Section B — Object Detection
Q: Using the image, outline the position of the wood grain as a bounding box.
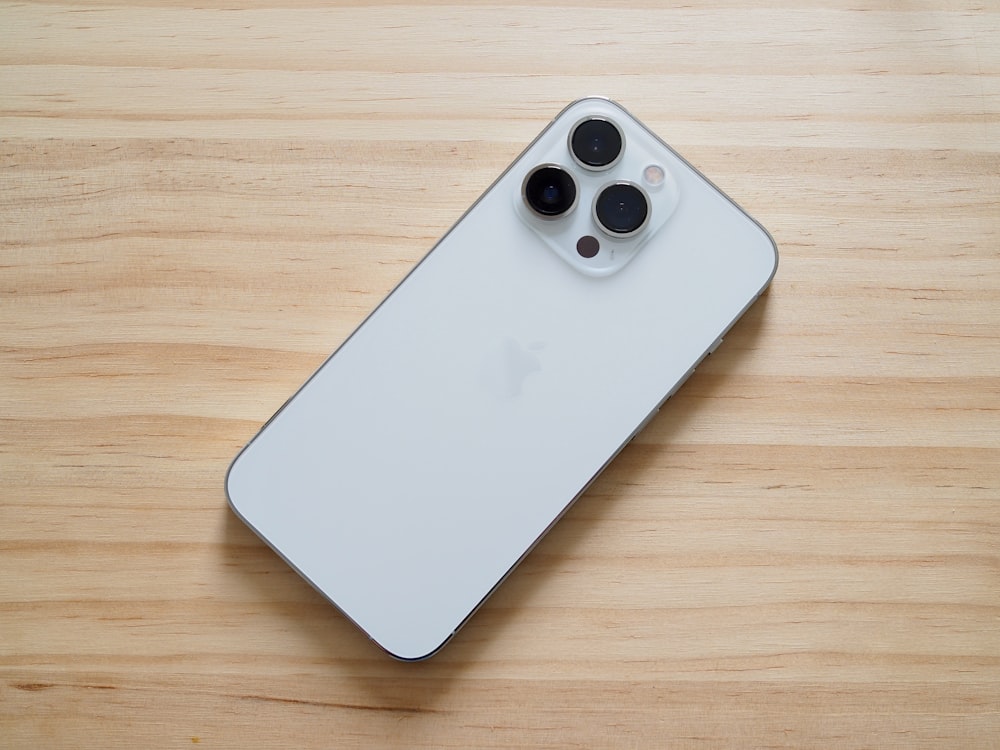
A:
[2,1,998,747]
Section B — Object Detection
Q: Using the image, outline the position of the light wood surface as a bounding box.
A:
[2,1,998,747]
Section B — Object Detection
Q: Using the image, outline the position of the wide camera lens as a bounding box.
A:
[594,182,650,237]
[570,118,624,170]
[523,165,578,218]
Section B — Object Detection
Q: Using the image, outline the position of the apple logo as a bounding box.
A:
[481,337,545,398]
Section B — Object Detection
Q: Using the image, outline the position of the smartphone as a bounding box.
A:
[226,97,778,660]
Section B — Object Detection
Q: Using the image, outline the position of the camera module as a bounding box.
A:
[593,182,650,237]
[569,117,624,170]
[522,164,578,219]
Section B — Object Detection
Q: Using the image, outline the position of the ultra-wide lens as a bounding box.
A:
[523,165,578,218]
[594,182,649,236]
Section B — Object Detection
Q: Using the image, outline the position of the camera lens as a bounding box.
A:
[522,164,578,218]
[593,182,650,237]
[569,117,624,170]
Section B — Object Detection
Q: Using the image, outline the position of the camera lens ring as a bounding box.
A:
[592,181,651,238]
[522,163,579,219]
[568,116,625,171]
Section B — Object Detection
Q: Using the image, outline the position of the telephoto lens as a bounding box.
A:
[523,165,578,218]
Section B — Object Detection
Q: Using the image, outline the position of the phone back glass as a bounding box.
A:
[227,98,778,659]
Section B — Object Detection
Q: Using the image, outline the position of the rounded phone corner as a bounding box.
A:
[378,634,453,663]
[756,223,780,296]
[768,234,780,275]
[223,445,252,522]
[366,620,459,662]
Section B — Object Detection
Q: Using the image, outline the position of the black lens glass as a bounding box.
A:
[524,166,577,217]
[595,183,649,235]
[571,119,623,168]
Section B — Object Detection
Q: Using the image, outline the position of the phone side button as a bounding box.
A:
[663,365,697,404]
[708,337,723,354]
[636,408,660,435]
[626,408,660,445]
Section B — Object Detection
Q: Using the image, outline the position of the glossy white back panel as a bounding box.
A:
[226,98,778,660]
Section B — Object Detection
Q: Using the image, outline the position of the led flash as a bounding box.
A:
[643,164,665,188]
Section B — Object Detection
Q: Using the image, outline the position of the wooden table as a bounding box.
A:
[2,1,998,747]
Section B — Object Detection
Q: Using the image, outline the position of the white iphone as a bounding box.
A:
[226,97,778,660]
